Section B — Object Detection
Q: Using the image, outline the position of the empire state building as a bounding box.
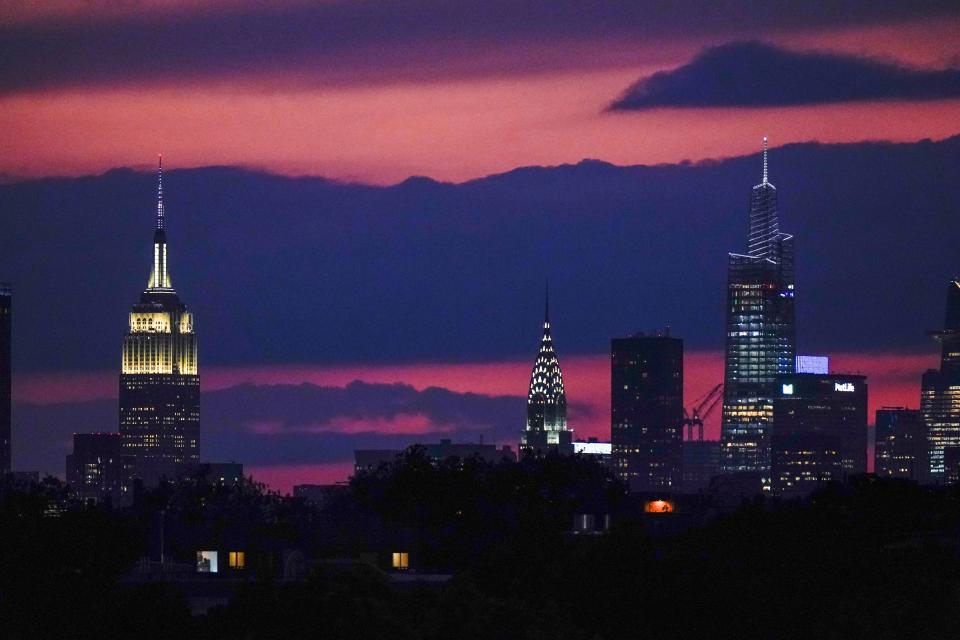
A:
[119,157,199,482]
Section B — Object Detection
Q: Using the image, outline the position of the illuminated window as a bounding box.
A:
[391,552,409,570]
[229,551,245,569]
[197,551,218,573]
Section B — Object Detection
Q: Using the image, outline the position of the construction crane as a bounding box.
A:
[682,383,723,442]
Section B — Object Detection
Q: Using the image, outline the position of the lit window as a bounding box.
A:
[197,551,218,573]
[392,552,409,570]
[229,551,245,569]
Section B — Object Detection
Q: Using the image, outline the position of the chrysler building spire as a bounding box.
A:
[521,284,572,454]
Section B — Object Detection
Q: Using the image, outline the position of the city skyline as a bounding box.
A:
[3,140,956,491]
[3,1,960,492]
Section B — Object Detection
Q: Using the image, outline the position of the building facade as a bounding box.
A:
[680,439,721,493]
[521,290,572,453]
[720,139,796,484]
[874,408,925,481]
[119,158,200,485]
[921,279,960,483]
[0,284,9,474]
[611,332,683,492]
[66,433,126,504]
[771,373,867,496]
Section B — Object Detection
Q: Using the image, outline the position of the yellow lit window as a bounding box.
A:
[229,551,245,569]
[391,552,409,570]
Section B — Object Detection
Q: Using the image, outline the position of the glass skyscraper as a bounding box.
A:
[720,139,796,482]
[119,158,200,484]
[921,279,960,482]
[521,289,572,453]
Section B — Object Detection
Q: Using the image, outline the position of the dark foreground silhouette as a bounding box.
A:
[2,450,959,639]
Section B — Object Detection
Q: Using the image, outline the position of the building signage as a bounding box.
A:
[834,382,855,392]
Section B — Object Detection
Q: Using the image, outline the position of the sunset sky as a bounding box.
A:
[3,1,960,491]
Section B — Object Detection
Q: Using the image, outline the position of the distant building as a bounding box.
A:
[66,433,126,504]
[573,439,613,467]
[119,158,200,486]
[200,462,244,485]
[795,355,829,374]
[680,439,721,493]
[874,408,925,481]
[720,139,796,484]
[771,373,867,496]
[521,288,573,454]
[293,484,345,508]
[611,332,683,492]
[921,279,960,482]
[355,439,517,472]
[945,447,960,486]
[0,283,10,474]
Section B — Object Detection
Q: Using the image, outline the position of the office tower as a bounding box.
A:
[874,408,925,481]
[0,284,9,474]
[720,138,796,483]
[65,433,126,503]
[521,289,572,454]
[611,332,683,492]
[119,158,199,485]
[921,279,960,483]
[771,373,867,496]
[681,438,721,493]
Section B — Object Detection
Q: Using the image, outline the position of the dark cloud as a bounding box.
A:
[610,41,960,109]
[2,137,959,375]
[1,1,958,93]
[12,381,532,474]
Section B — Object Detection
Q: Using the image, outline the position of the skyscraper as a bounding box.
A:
[921,279,960,483]
[874,408,925,481]
[771,373,867,496]
[521,288,572,454]
[119,158,199,485]
[66,433,126,504]
[611,332,683,492]
[0,283,10,474]
[720,138,796,483]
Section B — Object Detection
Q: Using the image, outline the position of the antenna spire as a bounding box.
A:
[762,136,768,185]
[156,154,164,230]
[545,279,550,325]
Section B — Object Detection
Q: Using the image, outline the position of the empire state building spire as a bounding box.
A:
[147,155,173,291]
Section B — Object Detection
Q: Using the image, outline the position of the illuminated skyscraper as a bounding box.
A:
[521,288,572,453]
[0,283,10,474]
[119,158,199,484]
[921,279,960,483]
[720,138,796,482]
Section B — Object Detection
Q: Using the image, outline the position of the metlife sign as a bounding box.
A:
[834,382,855,393]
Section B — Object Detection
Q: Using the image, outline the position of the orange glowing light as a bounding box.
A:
[645,500,674,513]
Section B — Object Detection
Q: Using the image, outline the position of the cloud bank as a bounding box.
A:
[610,41,960,109]
[12,381,534,474]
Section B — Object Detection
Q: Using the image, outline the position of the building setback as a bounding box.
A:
[119,158,200,486]
[771,373,867,497]
[611,332,683,492]
[0,284,9,474]
[921,279,960,483]
[521,288,572,454]
[720,138,796,484]
[874,408,925,482]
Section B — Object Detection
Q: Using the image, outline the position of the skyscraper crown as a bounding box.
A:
[747,136,782,261]
[527,286,566,404]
